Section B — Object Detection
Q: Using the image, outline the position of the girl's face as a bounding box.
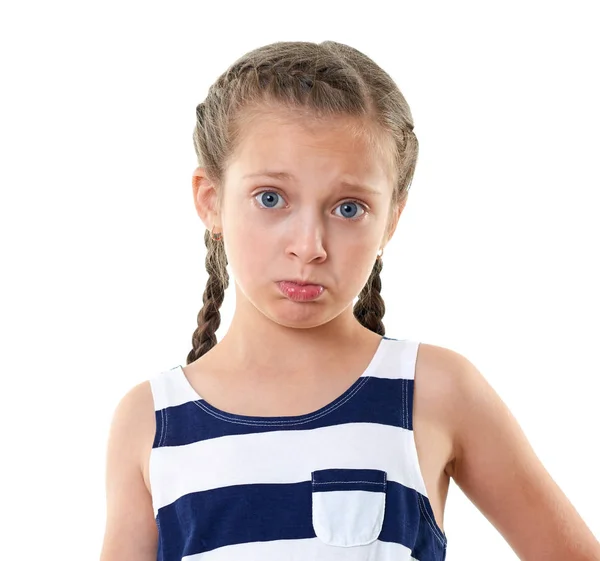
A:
[197,108,401,331]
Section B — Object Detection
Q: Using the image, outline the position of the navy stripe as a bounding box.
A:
[414,494,449,561]
[156,479,445,561]
[153,376,414,448]
[312,467,386,492]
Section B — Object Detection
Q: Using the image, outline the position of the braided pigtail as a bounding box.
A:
[186,229,229,364]
[353,256,385,336]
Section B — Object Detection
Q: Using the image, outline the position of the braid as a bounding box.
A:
[353,257,385,336]
[186,230,229,364]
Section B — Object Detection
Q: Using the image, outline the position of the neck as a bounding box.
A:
[214,288,374,376]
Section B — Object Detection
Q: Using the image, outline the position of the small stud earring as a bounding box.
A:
[376,248,384,260]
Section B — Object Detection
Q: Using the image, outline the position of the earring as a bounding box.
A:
[210,225,222,241]
[376,247,384,260]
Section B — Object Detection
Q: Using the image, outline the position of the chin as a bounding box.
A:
[265,297,350,330]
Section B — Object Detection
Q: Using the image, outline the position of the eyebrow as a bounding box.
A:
[242,170,382,195]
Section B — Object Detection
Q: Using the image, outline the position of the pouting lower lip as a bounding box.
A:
[277,281,325,300]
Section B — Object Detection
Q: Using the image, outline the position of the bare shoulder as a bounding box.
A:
[413,342,467,476]
[106,380,157,489]
[108,381,155,450]
[100,381,158,560]
[126,380,157,494]
[417,342,600,559]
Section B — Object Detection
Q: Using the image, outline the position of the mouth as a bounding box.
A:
[277,280,325,301]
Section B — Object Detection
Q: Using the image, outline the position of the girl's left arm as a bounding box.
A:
[440,347,600,560]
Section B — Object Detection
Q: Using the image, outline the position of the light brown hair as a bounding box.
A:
[188,40,418,365]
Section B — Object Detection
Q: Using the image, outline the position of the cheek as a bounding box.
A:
[340,252,374,286]
[336,237,378,283]
[224,225,271,282]
[338,233,374,261]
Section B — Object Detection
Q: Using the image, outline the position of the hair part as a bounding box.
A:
[187,40,418,365]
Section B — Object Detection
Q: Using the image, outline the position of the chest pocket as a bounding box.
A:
[311,468,387,547]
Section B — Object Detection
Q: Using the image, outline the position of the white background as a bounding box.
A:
[1,1,598,559]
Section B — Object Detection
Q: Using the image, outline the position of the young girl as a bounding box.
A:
[100,41,600,561]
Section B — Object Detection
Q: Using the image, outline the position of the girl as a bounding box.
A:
[100,41,600,561]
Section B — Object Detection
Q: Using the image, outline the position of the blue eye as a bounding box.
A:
[333,201,365,220]
[254,190,367,221]
[255,191,284,208]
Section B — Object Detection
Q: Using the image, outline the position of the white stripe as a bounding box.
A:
[149,421,428,516]
[181,536,420,561]
[149,366,201,411]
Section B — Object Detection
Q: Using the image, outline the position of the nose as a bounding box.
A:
[285,214,327,263]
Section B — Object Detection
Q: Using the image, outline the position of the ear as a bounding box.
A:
[381,196,407,249]
[192,167,221,231]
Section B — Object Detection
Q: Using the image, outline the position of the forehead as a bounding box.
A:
[227,107,394,184]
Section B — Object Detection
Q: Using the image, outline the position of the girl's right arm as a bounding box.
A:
[99,382,158,561]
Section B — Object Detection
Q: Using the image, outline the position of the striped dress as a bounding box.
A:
[148,336,448,560]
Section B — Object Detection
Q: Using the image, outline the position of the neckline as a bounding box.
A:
[176,336,390,425]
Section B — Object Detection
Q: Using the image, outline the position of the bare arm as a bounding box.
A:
[438,346,600,560]
[99,382,158,561]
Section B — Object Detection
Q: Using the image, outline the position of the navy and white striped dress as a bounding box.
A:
[148,336,448,560]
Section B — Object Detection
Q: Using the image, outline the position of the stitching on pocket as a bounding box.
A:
[313,479,385,486]
[311,469,387,485]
